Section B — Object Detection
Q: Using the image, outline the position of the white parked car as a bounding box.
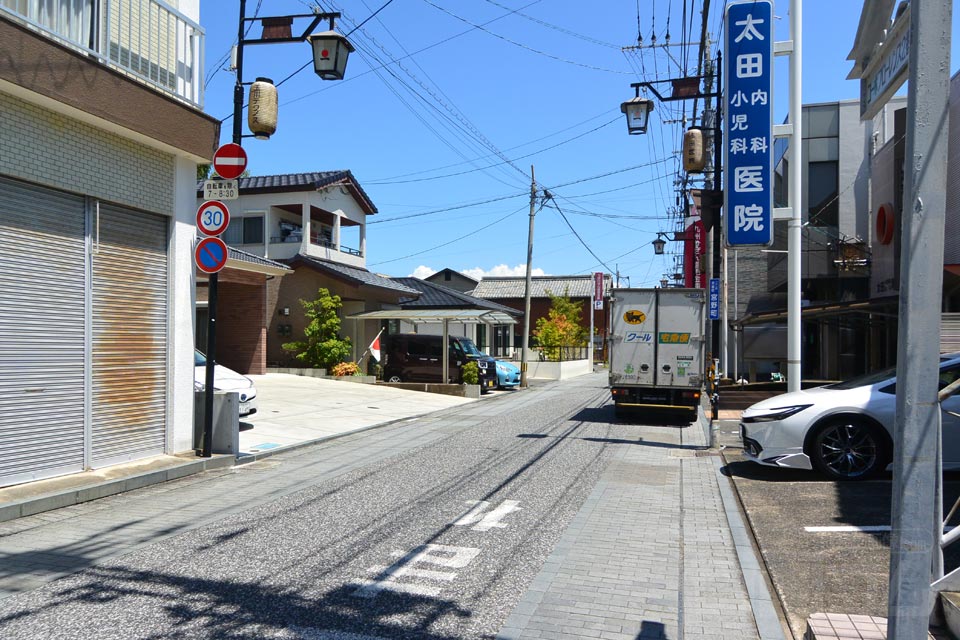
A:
[194,350,258,417]
[740,354,960,480]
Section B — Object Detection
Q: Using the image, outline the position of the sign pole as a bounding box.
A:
[199,0,246,457]
[787,0,803,394]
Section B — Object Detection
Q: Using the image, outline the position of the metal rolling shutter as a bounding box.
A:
[943,314,960,354]
[0,177,86,486]
[91,204,168,466]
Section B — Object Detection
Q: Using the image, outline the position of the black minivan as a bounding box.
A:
[381,334,497,391]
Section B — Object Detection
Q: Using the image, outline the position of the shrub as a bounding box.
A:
[461,361,479,385]
[281,288,353,369]
[534,289,587,361]
[331,361,361,377]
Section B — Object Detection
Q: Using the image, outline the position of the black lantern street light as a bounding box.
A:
[621,89,655,135]
[232,2,352,145]
[652,232,669,255]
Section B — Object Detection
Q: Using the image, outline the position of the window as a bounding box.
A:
[807,161,838,228]
[222,216,264,245]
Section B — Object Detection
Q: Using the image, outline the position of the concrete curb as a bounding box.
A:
[0,411,442,525]
[0,455,234,524]
[712,456,788,640]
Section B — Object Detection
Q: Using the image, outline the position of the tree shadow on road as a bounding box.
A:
[0,563,473,640]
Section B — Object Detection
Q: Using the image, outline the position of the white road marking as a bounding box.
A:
[353,544,481,598]
[805,525,955,533]
[454,499,521,531]
[805,525,891,533]
[279,628,388,640]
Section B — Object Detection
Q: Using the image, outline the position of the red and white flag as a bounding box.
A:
[369,330,383,362]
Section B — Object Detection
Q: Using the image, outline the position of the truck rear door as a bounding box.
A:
[611,290,657,386]
[655,289,705,388]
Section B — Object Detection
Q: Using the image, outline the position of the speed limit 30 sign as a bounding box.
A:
[196,200,230,236]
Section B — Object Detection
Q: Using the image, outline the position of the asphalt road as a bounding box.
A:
[716,418,960,638]
[0,375,631,640]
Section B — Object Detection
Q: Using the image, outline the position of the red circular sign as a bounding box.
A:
[212,143,248,180]
[195,237,229,274]
[196,200,230,236]
[876,203,895,245]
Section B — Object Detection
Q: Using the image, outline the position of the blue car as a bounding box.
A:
[495,360,521,389]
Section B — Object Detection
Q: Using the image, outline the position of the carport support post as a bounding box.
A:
[442,319,449,384]
[887,0,952,636]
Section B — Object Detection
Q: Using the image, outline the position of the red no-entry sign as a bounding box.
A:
[212,143,247,180]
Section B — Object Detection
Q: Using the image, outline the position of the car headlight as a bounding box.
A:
[477,360,489,369]
[742,404,813,423]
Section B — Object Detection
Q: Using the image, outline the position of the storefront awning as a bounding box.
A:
[733,295,900,328]
[347,309,517,325]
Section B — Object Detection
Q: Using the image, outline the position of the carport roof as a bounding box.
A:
[347,309,517,325]
[288,255,420,296]
[392,277,521,316]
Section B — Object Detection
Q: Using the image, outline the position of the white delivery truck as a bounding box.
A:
[608,288,706,421]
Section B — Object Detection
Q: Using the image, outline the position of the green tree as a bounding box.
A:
[282,288,353,369]
[534,290,587,361]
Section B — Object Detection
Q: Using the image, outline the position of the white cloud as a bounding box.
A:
[461,264,547,280]
[409,265,436,279]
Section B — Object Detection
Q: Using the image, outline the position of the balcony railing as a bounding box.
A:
[1,0,204,109]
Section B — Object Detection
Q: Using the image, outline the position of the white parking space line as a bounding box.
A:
[805,525,955,533]
[805,525,890,533]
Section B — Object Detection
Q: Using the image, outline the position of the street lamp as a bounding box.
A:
[307,31,355,80]
[621,90,655,135]
[652,233,667,255]
[232,3,352,144]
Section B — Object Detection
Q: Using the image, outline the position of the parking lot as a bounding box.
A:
[716,420,960,638]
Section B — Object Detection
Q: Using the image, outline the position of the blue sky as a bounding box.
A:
[199,1,959,286]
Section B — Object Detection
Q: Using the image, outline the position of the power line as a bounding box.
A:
[422,0,632,75]
[369,204,530,266]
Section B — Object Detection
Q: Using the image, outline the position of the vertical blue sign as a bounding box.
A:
[724,0,774,247]
[709,278,720,320]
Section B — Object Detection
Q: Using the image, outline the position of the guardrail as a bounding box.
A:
[1,0,204,108]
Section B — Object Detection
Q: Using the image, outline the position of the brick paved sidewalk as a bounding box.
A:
[496,414,784,640]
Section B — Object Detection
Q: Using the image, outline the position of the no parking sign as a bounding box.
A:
[195,237,228,274]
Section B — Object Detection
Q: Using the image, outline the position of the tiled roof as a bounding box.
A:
[392,278,521,315]
[197,170,377,214]
[471,275,613,299]
[226,245,291,272]
[288,255,420,296]
[424,268,479,284]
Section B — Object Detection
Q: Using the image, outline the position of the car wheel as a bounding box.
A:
[387,375,402,383]
[810,417,886,480]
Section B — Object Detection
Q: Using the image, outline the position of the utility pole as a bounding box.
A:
[520,166,536,388]
[887,0,952,636]
[786,0,803,393]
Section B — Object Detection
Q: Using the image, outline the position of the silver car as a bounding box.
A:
[740,354,960,480]
[194,350,258,417]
